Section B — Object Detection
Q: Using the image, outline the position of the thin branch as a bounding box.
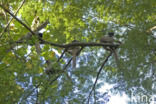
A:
[5,7,10,37]
[0,0,26,38]
[62,57,73,71]
[87,52,112,104]
[0,7,119,53]
[47,47,84,85]
[0,20,49,62]
[57,45,84,62]
[49,58,73,85]
[60,46,84,71]
[57,48,69,62]
[20,83,41,103]
[7,20,48,55]
[41,58,73,96]
[17,20,49,42]
[0,4,35,35]
[0,4,49,40]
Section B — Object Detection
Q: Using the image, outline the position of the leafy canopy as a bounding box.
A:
[0,0,156,103]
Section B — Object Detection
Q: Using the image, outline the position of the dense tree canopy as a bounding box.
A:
[0,0,156,104]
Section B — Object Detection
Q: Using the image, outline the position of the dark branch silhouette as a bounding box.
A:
[0,0,26,38]
[49,46,84,84]
[16,40,120,49]
[0,4,36,35]
[57,47,69,62]
[87,52,112,104]
[0,5,120,54]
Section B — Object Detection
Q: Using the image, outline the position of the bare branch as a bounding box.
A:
[57,44,84,62]
[17,20,49,42]
[50,58,73,85]
[0,4,35,35]
[6,20,49,51]
[87,52,112,104]
[0,20,49,62]
[0,0,26,38]
[57,48,69,62]
[20,83,41,103]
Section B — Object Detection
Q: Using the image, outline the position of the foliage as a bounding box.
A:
[0,0,156,104]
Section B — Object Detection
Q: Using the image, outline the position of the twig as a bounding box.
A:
[0,8,119,53]
[0,0,26,38]
[17,20,49,42]
[20,83,41,103]
[41,58,73,97]
[0,4,49,41]
[46,46,84,87]
[0,20,49,62]
[57,48,69,62]
[62,57,73,71]
[49,57,73,85]
[0,4,35,35]
[57,45,84,62]
[62,46,84,70]
[87,52,112,104]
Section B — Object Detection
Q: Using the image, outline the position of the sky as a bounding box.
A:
[100,83,156,104]
[108,94,129,104]
[99,83,129,104]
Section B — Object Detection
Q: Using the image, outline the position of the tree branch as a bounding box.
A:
[57,44,85,62]
[49,57,73,85]
[0,4,36,35]
[0,0,26,38]
[87,52,112,104]
[0,4,49,41]
[25,40,120,49]
[6,20,49,52]
[20,83,41,103]
[48,47,84,85]
[18,20,49,42]
[0,20,49,62]
[57,48,69,62]
[0,5,119,54]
